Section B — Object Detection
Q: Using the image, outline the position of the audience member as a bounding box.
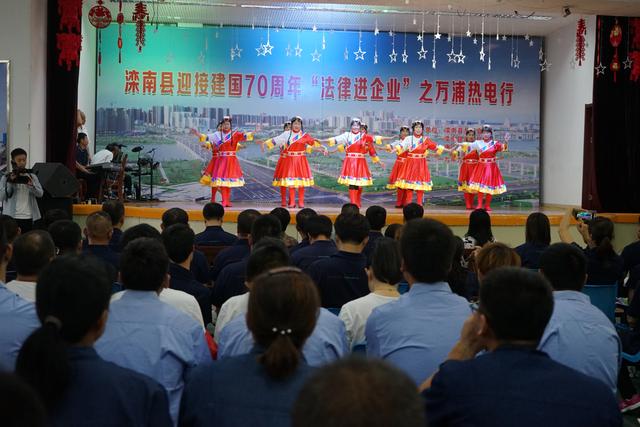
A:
[464,208,494,249]
[0,215,19,282]
[366,218,471,384]
[75,133,100,200]
[0,149,44,232]
[181,267,318,427]
[538,243,620,394]
[621,216,640,277]
[559,211,624,286]
[214,238,290,336]
[95,238,210,424]
[475,242,521,283]
[16,255,172,426]
[83,211,119,282]
[618,269,640,410]
[341,203,360,216]
[270,207,297,247]
[120,223,161,250]
[402,203,424,222]
[102,200,125,252]
[384,223,402,240]
[292,357,425,427]
[210,209,260,280]
[447,236,474,300]
[421,268,620,427]
[363,205,386,264]
[0,224,39,371]
[515,212,551,269]
[5,231,55,302]
[161,208,210,284]
[289,208,317,254]
[212,214,282,309]
[339,238,401,348]
[0,372,46,427]
[291,215,337,272]
[194,202,236,246]
[307,213,370,308]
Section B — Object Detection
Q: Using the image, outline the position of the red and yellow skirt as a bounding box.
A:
[466,158,506,195]
[337,153,373,186]
[200,152,245,187]
[458,159,479,192]
[273,152,314,187]
[394,154,433,191]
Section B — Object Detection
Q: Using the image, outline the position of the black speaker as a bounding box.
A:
[32,162,79,197]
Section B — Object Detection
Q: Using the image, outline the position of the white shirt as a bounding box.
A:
[13,185,32,219]
[339,292,399,348]
[5,280,37,302]
[111,288,204,327]
[214,293,249,337]
[92,149,114,165]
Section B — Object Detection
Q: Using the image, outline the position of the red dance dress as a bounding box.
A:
[265,131,318,187]
[329,132,381,186]
[199,130,253,188]
[393,135,445,191]
[457,150,479,192]
[464,140,507,195]
[387,151,408,190]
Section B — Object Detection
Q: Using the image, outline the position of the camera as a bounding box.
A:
[572,208,596,223]
[6,166,34,185]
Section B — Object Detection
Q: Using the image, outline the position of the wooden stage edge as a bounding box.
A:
[72,202,640,226]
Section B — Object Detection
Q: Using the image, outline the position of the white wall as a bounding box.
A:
[78,2,96,147]
[542,16,596,206]
[0,0,47,164]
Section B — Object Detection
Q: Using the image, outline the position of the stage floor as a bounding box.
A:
[71,200,632,226]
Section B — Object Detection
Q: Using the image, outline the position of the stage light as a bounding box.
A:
[562,6,571,17]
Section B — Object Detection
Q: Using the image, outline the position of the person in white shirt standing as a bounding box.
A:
[340,237,401,349]
[5,230,55,302]
[0,149,43,233]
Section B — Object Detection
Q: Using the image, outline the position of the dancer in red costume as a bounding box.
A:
[263,116,327,208]
[390,120,449,207]
[270,120,292,207]
[324,118,385,208]
[194,116,254,207]
[455,127,480,210]
[458,125,508,212]
[386,125,410,208]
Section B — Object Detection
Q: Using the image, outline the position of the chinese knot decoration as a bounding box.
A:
[132,2,149,53]
[610,19,623,82]
[88,0,111,76]
[575,18,586,66]
[117,0,124,63]
[56,0,83,71]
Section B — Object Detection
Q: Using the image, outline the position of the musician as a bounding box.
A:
[93,144,133,198]
[0,149,43,232]
[75,133,100,200]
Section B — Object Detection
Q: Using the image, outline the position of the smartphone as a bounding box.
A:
[572,209,596,222]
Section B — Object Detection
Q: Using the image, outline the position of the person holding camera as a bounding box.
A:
[0,148,43,232]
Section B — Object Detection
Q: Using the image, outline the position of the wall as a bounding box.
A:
[542,16,596,207]
[0,0,47,164]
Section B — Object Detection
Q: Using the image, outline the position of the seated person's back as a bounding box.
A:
[6,230,55,302]
[421,268,620,427]
[195,202,237,246]
[291,215,337,272]
[210,209,260,280]
[362,205,386,265]
[82,211,119,282]
[515,212,551,270]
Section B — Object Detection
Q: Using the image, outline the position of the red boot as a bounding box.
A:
[395,189,404,208]
[463,193,473,209]
[484,194,493,212]
[356,187,363,208]
[416,190,424,206]
[280,187,287,207]
[298,187,305,208]
[349,188,358,205]
[404,190,414,206]
[288,188,296,208]
[221,187,232,207]
[475,193,484,210]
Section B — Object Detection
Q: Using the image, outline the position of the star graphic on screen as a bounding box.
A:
[502,35,507,41]
[354,46,366,61]
[294,44,303,57]
[285,44,292,57]
[263,40,274,55]
[466,30,472,37]
[488,57,492,71]
[312,25,317,32]
[402,51,408,63]
[447,34,452,42]
[432,57,437,69]
[524,34,530,40]
[417,34,423,42]
[311,49,321,62]
[389,30,394,37]
[529,40,534,47]
[417,46,428,60]
[374,51,378,64]
[594,62,606,75]
[538,47,544,61]
[435,32,442,40]
[447,49,457,63]
[374,27,379,36]
[389,48,397,63]
[255,44,265,56]
[473,37,478,45]
[624,56,634,69]
[456,52,466,64]
[540,59,552,72]
[513,57,520,69]
[479,48,486,62]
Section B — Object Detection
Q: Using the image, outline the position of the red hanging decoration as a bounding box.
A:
[610,19,623,82]
[56,0,83,71]
[575,18,586,66]
[117,0,124,63]
[132,2,149,53]
[88,0,111,77]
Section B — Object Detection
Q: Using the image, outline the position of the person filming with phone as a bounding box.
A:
[0,148,43,232]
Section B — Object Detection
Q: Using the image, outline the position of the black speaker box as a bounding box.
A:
[32,162,79,198]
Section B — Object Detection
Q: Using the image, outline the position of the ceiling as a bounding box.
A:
[105,0,640,35]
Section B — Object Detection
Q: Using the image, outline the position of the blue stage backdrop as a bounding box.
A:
[96,24,541,207]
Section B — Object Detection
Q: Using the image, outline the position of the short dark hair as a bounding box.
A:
[270,207,291,232]
[12,231,55,276]
[162,223,195,264]
[246,238,290,282]
[237,209,261,235]
[120,224,161,250]
[292,357,425,427]
[341,203,360,216]
[401,218,455,283]
[466,209,493,246]
[402,203,424,222]
[76,133,88,144]
[101,200,125,226]
[539,243,587,291]
[42,209,71,229]
[47,220,81,255]
[365,205,387,231]
[371,238,403,285]
[305,215,333,239]
[251,214,283,245]
[161,208,189,228]
[295,208,318,236]
[334,213,370,245]
[85,211,112,240]
[120,238,169,291]
[384,223,402,240]
[202,202,224,221]
[525,212,551,246]
[480,267,554,343]
[475,242,521,277]
[0,215,20,243]
[10,148,27,160]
